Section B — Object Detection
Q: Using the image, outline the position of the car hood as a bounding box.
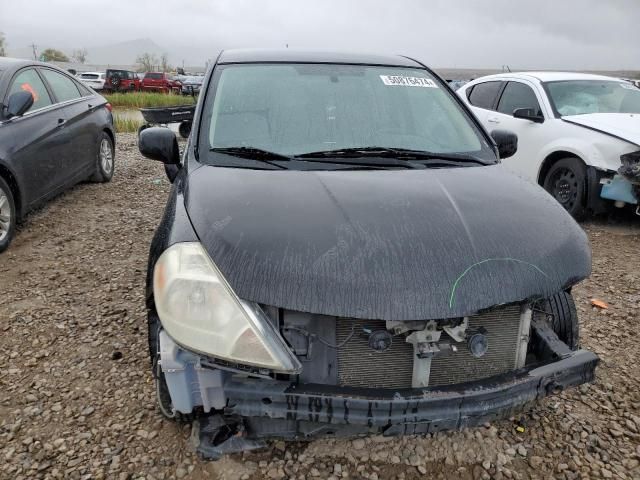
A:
[563,113,640,146]
[185,164,591,321]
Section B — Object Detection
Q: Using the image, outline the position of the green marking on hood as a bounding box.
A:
[449,258,549,309]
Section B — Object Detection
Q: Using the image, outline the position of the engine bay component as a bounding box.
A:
[366,329,393,352]
[467,327,489,358]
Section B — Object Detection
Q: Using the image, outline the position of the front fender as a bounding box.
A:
[538,128,638,179]
[145,170,198,306]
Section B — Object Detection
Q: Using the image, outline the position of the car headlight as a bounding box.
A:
[153,242,301,373]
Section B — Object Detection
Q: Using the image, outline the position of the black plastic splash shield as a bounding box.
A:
[222,349,598,438]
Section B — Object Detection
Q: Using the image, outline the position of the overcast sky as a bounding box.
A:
[1,0,639,70]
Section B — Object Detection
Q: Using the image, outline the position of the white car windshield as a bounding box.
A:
[200,63,495,165]
[546,80,640,116]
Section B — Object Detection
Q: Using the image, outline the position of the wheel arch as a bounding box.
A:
[537,150,585,186]
[0,162,22,219]
[103,126,116,147]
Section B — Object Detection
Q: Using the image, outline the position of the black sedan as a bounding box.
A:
[139,50,597,458]
[0,58,115,252]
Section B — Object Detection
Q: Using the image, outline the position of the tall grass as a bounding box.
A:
[113,116,144,133]
[105,92,196,109]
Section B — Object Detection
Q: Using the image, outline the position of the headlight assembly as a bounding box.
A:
[153,242,301,373]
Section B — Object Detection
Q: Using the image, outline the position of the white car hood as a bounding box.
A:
[563,113,640,147]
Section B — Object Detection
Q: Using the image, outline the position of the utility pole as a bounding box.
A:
[29,43,38,60]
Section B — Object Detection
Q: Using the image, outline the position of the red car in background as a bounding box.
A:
[104,69,140,92]
[141,72,182,94]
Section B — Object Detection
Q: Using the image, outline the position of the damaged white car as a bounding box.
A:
[458,72,640,218]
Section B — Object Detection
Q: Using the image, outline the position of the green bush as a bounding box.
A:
[105,92,196,109]
[113,116,144,133]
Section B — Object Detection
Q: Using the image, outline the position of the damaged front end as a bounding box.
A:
[601,151,640,210]
[153,298,598,459]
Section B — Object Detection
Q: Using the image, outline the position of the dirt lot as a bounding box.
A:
[1,133,639,480]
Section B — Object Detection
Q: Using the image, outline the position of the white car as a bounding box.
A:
[457,72,640,218]
[77,72,106,91]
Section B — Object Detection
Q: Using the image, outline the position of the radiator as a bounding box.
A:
[336,305,524,389]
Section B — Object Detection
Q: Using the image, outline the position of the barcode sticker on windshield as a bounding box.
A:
[380,75,438,88]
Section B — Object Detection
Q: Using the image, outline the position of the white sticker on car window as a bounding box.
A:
[380,75,438,88]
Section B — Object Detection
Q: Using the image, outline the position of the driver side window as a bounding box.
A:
[8,69,53,112]
[497,82,542,116]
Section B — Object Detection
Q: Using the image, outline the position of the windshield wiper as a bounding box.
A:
[211,146,424,170]
[296,147,490,165]
[210,147,292,169]
[294,155,425,169]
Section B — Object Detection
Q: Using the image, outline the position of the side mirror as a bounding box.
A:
[513,108,544,124]
[490,130,518,159]
[139,127,180,165]
[4,91,34,118]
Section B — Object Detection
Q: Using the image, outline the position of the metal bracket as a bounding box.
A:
[443,317,469,342]
[531,317,573,360]
[406,322,442,387]
[515,307,533,368]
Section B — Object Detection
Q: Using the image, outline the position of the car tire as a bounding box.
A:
[543,158,586,220]
[138,124,150,137]
[535,291,579,350]
[178,121,191,139]
[148,312,194,423]
[91,132,115,183]
[0,176,17,253]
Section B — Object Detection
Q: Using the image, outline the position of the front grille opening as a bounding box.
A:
[336,305,523,389]
[336,320,413,389]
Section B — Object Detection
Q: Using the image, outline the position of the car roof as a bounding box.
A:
[79,71,104,75]
[0,57,77,79]
[469,71,624,84]
[217,49,424,68]
[0,57,34,70]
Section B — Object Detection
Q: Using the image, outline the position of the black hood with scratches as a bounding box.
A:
[184,164,591,321]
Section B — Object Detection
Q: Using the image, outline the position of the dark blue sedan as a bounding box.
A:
[0,58,115,252]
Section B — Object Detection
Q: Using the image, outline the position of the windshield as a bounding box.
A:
[199,63,495,167]
[546,80,640,116]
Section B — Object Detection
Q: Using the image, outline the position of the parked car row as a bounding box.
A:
[76,69,190,94]
[0,57,115,252]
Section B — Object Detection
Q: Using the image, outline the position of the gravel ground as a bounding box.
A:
[0,133,639,480]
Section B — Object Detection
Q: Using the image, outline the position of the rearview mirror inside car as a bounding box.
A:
[139,127,181,165]
[4,91,34,118]
[490,130,518,159]
[513,108,545,124]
